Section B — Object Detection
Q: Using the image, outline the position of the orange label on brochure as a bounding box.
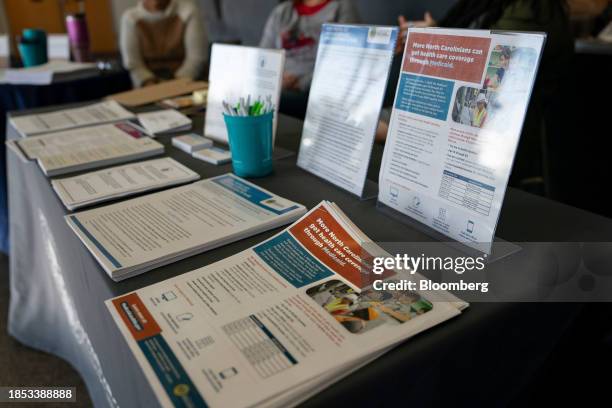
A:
[403,32,491,84]
[289,205,394,288]
[112,293,161,341]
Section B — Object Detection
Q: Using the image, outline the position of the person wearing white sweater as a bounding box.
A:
[120,0,208,87]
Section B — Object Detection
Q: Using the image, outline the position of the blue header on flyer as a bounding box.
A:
[212,175,300,215]
[443,170,496,192]
[320,24,398,51]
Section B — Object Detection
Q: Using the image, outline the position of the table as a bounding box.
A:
[0,69,131,253]
[6,105,612,407]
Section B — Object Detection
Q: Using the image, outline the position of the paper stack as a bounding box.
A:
[66,174,307,281]
[137,109,192,135]
[52,157,200,211]
[1,60,98,85]
[105,200,467,407]
[13,121,164,177]
[10,100,135,137]
[172,134,213,154]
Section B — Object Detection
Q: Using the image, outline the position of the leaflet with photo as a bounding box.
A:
[67,174,307,280]
[106,201,465,408]
[204,44,284,144]
[379,28,545,254]
[52,157,200,211]
[298,24,398,197]
[10,100,135,137]
[15,121,164,177]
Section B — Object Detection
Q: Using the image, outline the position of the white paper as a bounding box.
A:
[379,28,545,254]
[297,24,398,197]
[51,157,200,211]
[204,44,284,144]
[15,122,164,177]
[137,109,192,135]
[10,100,134,136]
[47,34,70,60]
[105,201,463,408]
[66,174,307,280]
[1,60,97,85]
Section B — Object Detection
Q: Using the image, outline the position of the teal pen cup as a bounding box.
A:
[224,112,274,178]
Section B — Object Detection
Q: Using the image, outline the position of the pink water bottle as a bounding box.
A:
[65,13,90,62]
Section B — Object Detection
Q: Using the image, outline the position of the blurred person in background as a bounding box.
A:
[568,0,611,37]
[378,0,573,191]
[260,0,360,92]
[120,0,208,87]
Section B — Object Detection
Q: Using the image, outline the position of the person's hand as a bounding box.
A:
[396,12,437,54]
[142,77,160,87]
[282,73,300,90]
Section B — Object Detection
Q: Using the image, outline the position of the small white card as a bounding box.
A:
[192,146,231,165]
[172,134,213,153]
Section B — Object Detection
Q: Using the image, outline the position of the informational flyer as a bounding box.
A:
[66,174,306,280]
[379,28,545,254]
[106,202,464,408]
[51,157,200,211]
[204,44,284,144]
[297,24,398,197]
[15,122,164,177]
[10,100,135,136]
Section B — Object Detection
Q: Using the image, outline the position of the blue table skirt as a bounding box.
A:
[0,69,131,253]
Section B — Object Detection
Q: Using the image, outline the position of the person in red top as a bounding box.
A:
[260,0,360,91]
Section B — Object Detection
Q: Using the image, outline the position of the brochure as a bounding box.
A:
[297,24,398,197]
[106,201,466,407]
[378,28,545,254]
[15,122,164,177]
[137,109,192,135]
[10,100,134,137]
[0,60,98,85]
[51,157,200,211]
[66,174,307,281]
[204,44,284,144]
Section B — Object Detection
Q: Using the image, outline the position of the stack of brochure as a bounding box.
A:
[52,157,200,211]
[66,173,307,281]
[10,100,134,137]
[1,60,98,85]
[12,122,164,177]
[137,109,192,135]
[106,201,467,408]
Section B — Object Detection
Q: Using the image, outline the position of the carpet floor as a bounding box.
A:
[0,254,93,407]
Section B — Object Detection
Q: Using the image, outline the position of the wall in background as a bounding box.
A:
[0,0,127,55]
